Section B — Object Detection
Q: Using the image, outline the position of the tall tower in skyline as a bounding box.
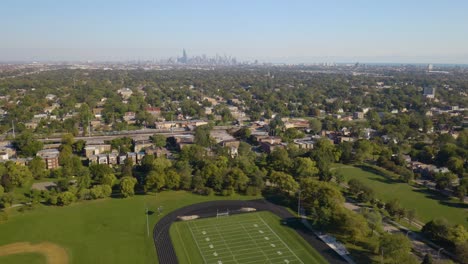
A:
[179,49,188,64]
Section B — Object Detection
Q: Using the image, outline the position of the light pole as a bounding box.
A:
[297,189,302,217]
[406,230,412,238]
[145,205,149,237]
[437,248,444,258]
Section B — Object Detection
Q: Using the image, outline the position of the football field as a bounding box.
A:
[170,211,328,264]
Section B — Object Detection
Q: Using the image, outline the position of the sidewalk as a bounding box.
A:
[344,200,451,261]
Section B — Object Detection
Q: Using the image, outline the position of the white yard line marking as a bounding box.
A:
[239,220,271,262]
[213,222,239,264]
[176,223,193,264]
[187,221,209,264]
[257,214,305,264]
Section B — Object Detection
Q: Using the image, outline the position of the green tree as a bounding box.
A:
[121,158,134,178]
[100,173,117,187]
[269,171,299,193]
[293,157,319,178]
[362,208,382,235]
[120,177,137,197]
[301,178,344,226]
[12,131,44,157]
[165,169,181,190]
[334,208,369,242]
[145,170,166,191]
[308,118,322,134]
[28,157,48,179]
[379,233,416,264]
[151,134,167,148]
[194,124,213,147]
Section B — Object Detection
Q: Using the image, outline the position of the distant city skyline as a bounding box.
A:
[1,0,468,64]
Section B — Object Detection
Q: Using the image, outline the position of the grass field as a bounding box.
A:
[0,191,258,264]
[170,211,328,264]
[335,165,468,227]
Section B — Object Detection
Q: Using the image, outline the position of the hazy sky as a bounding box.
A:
[1,0,468,63]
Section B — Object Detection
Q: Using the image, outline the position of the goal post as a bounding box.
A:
[216,209,230,218]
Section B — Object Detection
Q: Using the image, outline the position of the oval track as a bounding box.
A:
[153,199,347,264]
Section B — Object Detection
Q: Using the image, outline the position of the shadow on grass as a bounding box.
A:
[355,165,400,184]
[413,188,468,209]
[262,188,295,208]
[279,217,350,264]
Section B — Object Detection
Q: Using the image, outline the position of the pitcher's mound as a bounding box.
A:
[0,242,68,264]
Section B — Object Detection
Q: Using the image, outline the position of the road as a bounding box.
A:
[39,129,193,145]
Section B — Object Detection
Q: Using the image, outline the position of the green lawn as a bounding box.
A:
[0,253,46,264]
[170,211,328,264]
[335,165,468,227]
[0,191,258,264]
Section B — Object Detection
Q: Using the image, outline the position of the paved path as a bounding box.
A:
[343,200,451,261]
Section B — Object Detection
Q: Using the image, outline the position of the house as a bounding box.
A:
[136,152,146,164]
[36,149,60,169]
[204,107,213,115]
[84,144,111,158]
[145,146,170,158]
[0,152,8,161]
[123,112,136,124]
[336,136,355,144]
[108,152,118,165]
[258,136,282,145]
[260,142,285,153]
[93,108,104,119]
[353,112,365,120]
[146,107,161,117]
[118,154,127,164]
[117,88,133,99]
[293,137,316,149]
[45,94,57,101]
[25,122,38,130]
[134,140,153,153]
[127,152,137,164]
[221,139,241,158]
[423,87,436,99]
[98,154,109,165]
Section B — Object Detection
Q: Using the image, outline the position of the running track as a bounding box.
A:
[153,199,348,264]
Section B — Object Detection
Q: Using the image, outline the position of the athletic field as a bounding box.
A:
[170,211,328,264]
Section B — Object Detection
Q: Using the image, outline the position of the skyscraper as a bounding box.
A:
[178,49,188,64]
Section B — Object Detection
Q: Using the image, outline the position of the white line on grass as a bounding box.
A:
[239,221,271,262]
[176,223,193,264]
[213,221,239,264]
[257,214,305,264]
[187,221,209,264]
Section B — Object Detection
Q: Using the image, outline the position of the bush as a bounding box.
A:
[194,187,213,196]
[48,195,58,205]
[0,193,14,208]
[221,187,234,196]
[246,186,261,196]
[57,191,75,206]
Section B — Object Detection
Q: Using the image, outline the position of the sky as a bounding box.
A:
[1,0,468,63]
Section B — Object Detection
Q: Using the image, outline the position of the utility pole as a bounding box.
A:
[11,120,15,138]
[297,189,302,217]
[145,205,149,237]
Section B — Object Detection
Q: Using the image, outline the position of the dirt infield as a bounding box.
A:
[0,242,69,264]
